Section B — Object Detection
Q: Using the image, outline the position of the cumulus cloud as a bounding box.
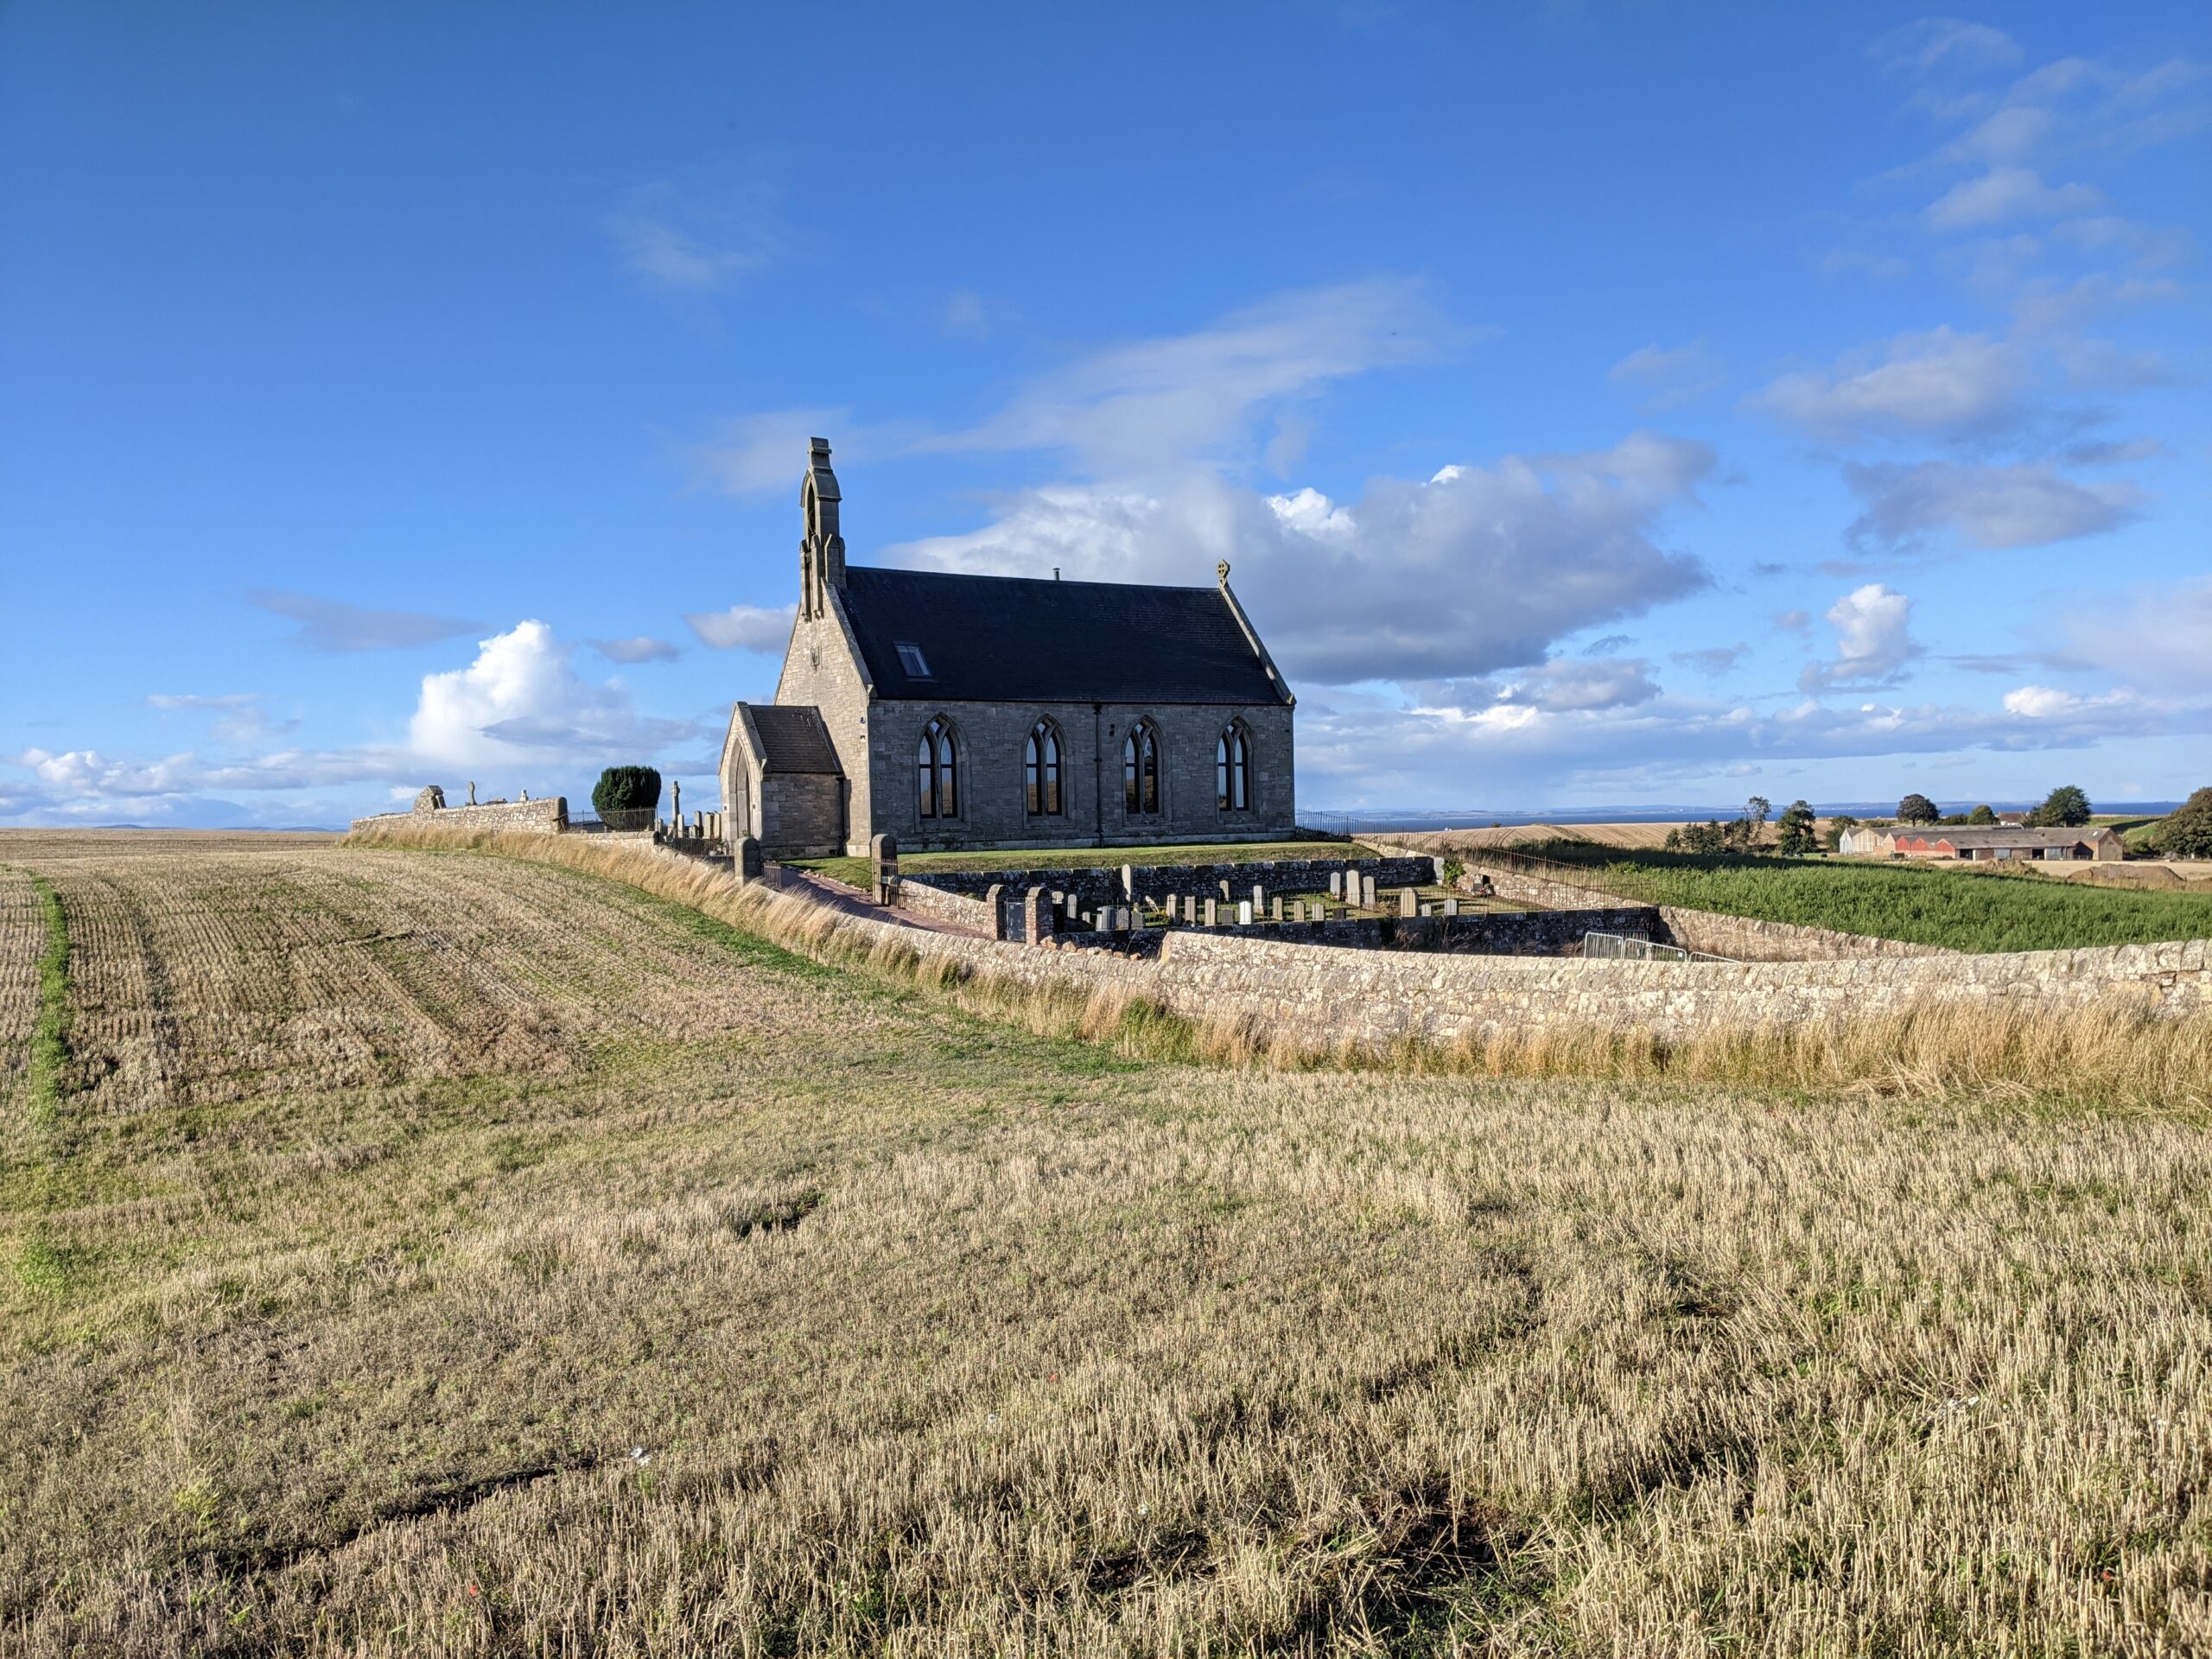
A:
[1499,657,1662,711]
[409,621,698,770]
[685,603,796,653]
[1799,584,1920,691]
[884,434,1713,688]
[1843,460,2145,551]
[1747,328,2027,444]
[250,590,485,654]
[1607,340,1726,413]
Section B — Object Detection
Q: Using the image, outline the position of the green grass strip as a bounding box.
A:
[25,872,69,1127]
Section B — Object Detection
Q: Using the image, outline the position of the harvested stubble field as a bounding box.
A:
[1,834,2208,1656]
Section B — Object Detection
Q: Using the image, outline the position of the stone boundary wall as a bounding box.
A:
[350,798,567,836]
[1655,906,1955,963]
[1191,906,1664,957]
[842,905,2209,1049]
[895,879,1001,936]
[908,855,1437,911]
[1373,845,1956,963]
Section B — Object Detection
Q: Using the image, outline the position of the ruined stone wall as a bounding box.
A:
[350,797,567,835]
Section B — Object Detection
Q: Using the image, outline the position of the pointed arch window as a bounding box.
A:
[1217,721,1250,812]
[1024,719,1064,816]
[917,717,957,818]
[1122,720,1160,815]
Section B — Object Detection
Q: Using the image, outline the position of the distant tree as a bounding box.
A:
[1967,804,1996,824]
[592,766,662,820]
[1774,800,1817,856]
[2156,786,2212,859]
[1681,820,1729,855]
[2027,784,2092,827]
[1823,812,1859,853]
[1662,827,1682,851]
[1897,792,1940,824]
[1940,813,1969,826]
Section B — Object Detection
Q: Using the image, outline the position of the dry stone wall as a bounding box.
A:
[1187,906,1664,957]
[912,855,1436,910]
[351,797,568,835]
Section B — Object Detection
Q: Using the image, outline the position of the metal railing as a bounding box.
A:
[1580,931,1733,963]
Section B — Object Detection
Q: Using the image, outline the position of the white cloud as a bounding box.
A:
[590,636,681,664]
[409,621,696,769]
[1799,584,1920,690]
[685,603,796,654]
[883,434,1713,687]
[1872,19,2022,79]
[249,590,484,654]
[606,166,783,297]
[2048,575,2212,700]
[1607,340,1726,413]
[1747,328,2027,443]
[1924,167,2105,231]
[687,409,855,499]
[1501,657,1662,712]
[1843,460,2145,551]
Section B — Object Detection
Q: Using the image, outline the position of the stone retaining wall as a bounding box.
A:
[895,879,1001,936]
[1190,906,1664,957]
[909,855,1437,911]
[1445,858,1953,963]
[350,797,568,835]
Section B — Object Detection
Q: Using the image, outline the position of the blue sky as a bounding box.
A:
[3,2,2206,826]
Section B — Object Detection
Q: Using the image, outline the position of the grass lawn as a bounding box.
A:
[1,835,2203,1656]
[792,837,1376,891]
[1508,840,2212,953]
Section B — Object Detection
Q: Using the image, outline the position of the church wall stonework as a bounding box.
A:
[861,700,1294,855]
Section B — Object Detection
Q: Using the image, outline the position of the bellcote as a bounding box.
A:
[799,437,847,620]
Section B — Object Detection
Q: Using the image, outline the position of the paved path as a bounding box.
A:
[765,865,995,939]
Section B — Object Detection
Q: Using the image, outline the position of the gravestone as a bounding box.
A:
[1183,894,1197,924]
[1204,899,1217,926]
[1251,883,1265,912]
[1400,888,1419,918]
[1270,897,1282,922]
[1238,900,1252,925]
[1362,874,1378,908]
[1122,864,1135,900]
[735,836,764,884]
[1328,872,1344,899]
[869,833,899,905]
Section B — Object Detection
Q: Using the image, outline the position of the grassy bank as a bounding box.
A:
[1465,839,2212,953]
[2,831,2206,1655]
[791,836,1374,891]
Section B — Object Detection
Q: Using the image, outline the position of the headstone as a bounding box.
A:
[1444,898,1459,917]
[671,780,680,822]
[1065,893,1079,920]
[1023,886,1052,946]
[1218,879,1231,900]
[1270,897,1282,921]
[1204,899,1217,926]
[869,833,899,905]
[1419,902,1432,918]
[1400,888,1419,918]
[985,883,1007,942]
[1238,900,1253,925]
[1115,906,1130,933]
[735,836,764,884]
[1362,874,1378,908]
[1122,864,1135,900]
[1094,911,1114,935]
[1328,872,1344,899]
[412,785,445,814]
[1183,894,1197,924]
[1251,884,1265,912]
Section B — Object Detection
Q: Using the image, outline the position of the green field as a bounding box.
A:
[1512,842,2212,953]
[793,837,1374,891]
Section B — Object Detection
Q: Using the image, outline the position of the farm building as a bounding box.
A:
[1837,824,2125,861]
[718,439,1298,857]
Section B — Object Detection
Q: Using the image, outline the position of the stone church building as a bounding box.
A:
[719,440,1297,856]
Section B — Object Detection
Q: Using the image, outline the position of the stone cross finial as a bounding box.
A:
[1217,560,1231,585]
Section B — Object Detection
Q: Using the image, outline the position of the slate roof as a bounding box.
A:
[836,565,1288,705]
[747,704,842,775]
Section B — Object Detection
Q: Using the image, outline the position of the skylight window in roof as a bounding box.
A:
[895,642,931,678]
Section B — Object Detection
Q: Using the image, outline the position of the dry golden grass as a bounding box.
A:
[3,833,2209,1656]
[0,866,41,1111]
